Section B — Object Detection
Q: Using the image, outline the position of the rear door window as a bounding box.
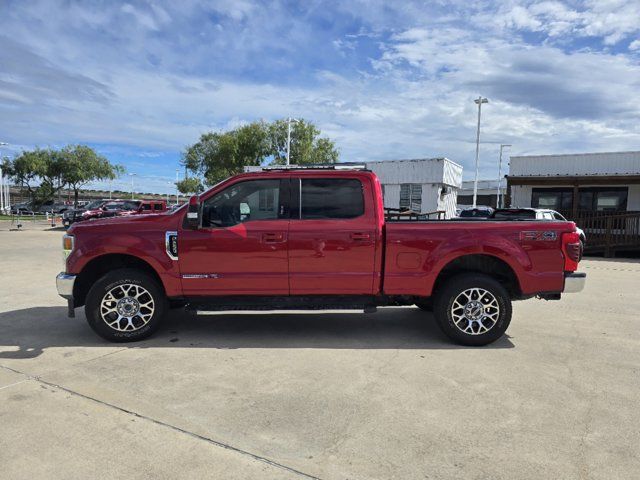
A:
[299,178,364,219]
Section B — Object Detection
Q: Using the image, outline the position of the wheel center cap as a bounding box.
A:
[116,297,139,317]
[464,300,484,320]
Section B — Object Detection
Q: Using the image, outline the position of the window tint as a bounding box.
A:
[300,178,364,219]
[202,179,281,227]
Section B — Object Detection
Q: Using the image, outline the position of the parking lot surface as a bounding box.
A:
[1,223,639,479]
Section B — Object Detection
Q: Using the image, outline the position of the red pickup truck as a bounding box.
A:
[56,166,585,346]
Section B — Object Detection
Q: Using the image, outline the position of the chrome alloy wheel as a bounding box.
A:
[99,283,155,332]
[450,288,500,335]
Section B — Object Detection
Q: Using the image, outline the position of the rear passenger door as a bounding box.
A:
[288,176,377,295]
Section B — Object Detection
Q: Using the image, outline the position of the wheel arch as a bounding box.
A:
[431,253,522,298]
[74,253,165,308]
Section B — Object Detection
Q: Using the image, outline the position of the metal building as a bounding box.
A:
[458,180,507,209]
[364,158,463,219]
[506,151,640,255]
[507,151,640,213]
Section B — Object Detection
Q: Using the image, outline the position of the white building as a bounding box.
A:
[458,180,507,208]
[507,151,640,214]
[364,158,463,219]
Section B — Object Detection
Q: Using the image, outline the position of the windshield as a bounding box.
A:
[104,201,140,211]
[85,201,105,210]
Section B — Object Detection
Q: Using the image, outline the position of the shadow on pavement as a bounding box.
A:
[0,306,514,359]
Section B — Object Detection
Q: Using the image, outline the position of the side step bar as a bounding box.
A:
[194,308,377,316]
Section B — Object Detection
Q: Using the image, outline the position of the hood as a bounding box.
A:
[68,210,179,235]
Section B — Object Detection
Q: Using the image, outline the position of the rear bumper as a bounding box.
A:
[563,272,586,293]
[56,272,76,299]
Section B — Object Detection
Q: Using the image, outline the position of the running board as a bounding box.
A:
[194,308,376,316]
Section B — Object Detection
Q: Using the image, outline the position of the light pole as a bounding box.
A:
[497,144,511,208]
[472,96,488,208]
[286,117,301,166]
[129,173,137,200]
[175,169,180,204]
[0,142,8,213]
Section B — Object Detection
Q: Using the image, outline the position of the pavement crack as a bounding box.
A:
[0,364,322,480]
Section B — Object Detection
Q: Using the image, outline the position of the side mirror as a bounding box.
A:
[186,195,201,229]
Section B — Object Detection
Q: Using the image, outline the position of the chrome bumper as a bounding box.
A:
[56,272,76,299]
[563,272,586,293]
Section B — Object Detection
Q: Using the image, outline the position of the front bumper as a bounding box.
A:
[56,272,76,299]
[563,272,586,293]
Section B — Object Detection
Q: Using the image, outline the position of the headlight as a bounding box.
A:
[62,234,74,267]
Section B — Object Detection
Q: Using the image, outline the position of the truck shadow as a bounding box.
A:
[0,306,514,359]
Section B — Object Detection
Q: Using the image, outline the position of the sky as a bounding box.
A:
[1,0,640,194]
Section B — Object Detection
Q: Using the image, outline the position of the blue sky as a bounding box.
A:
[1,0,639,193]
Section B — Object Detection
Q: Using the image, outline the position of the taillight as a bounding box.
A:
[561,231,580,272]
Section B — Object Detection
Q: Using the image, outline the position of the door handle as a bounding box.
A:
[350,232,371,241]
[262,232,285,243]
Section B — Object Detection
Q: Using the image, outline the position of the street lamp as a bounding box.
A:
[129,173,137,200]
[175,169,180,204]
[472,96,488,208]
[0,142,9,213]
[497,144,512,208]
[286,117,301,166]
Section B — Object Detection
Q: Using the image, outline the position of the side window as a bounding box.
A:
[142,204,152,211]
[300,178,364,219]
[153,203,163,211]
[202,179,281,228]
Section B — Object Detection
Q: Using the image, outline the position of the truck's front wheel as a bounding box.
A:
[85,268,167,342]
[433,273,511,346]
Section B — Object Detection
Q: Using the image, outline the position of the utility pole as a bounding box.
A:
[497,144,511,208]
[472,97,488,208]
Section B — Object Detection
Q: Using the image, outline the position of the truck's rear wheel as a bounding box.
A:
[433,273,511,346]
[85,268,167,342]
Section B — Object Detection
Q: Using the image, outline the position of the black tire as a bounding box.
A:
[433,273,512,346]
[85,268,167,342]
[415,299,433,311]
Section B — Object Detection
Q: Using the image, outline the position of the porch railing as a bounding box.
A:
[558,209,640,255]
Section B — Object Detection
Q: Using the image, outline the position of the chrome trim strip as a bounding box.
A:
[165,231,178,260]
[56,272,76,299]
[563,272,586,293]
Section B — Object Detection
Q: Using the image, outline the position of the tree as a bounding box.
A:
[60,145,123,207]
[183,119,339,186]
[268,119,338,165]
[175,177,204,196]
[6,148,50,205]
[183,121,270,185]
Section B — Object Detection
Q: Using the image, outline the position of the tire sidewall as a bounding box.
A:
[434,273,512,346]
[85,269,166,342]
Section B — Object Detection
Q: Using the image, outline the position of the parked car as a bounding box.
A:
[34,200,70,214]
[10,202,34,215]
[457,206,494,218]
[493,208,586,249]
[57,167,585,346]
[63,200,110,227]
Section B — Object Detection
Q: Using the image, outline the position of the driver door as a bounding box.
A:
[178,178,290,296]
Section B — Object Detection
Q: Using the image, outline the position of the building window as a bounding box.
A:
[400,183,422,211]
[531,188,573,210]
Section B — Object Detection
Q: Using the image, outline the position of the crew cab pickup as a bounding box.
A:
[56,166,585,346]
